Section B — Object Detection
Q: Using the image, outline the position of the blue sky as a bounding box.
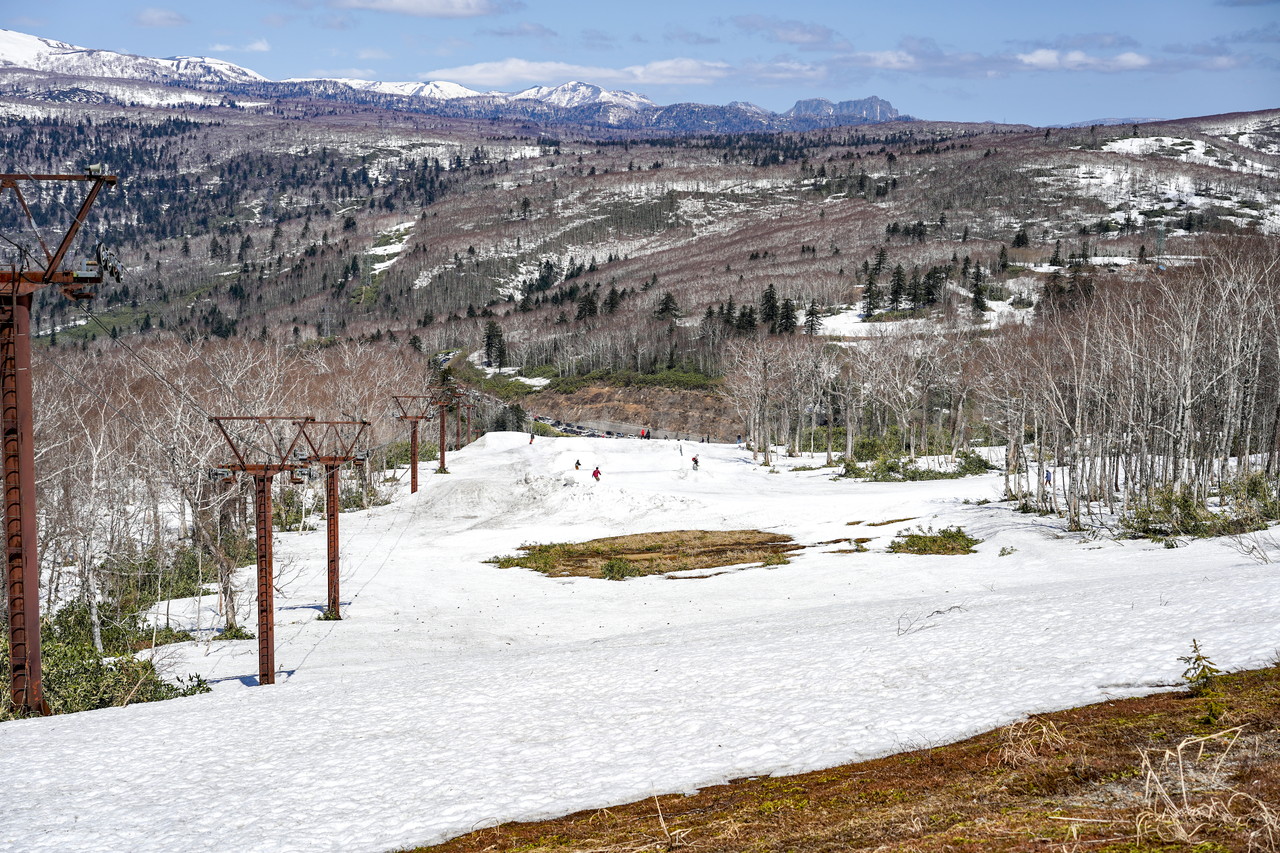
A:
[7,0,1278,125]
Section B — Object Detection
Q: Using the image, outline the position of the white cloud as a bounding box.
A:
[850,50,919,70]
[1016,48,1151,71]
[420,56,730,88]
[742,59,827,82]
[210,39,272,53]
[357,48,391,59]
[309,67,377,78]
[331,0,520,17]
[482,21,557,38]
[731,15,850,52]
[135,8,189,27]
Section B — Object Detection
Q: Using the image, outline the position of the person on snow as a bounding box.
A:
[575,459,581,470]
[529,433,535,444]
[692,455,699,470]
[592,466,601,481]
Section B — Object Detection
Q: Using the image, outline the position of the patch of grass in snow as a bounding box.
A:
[886,525,982,555]
[416,663,1280,853]
[486,530,801,579]
[841,451,992,482]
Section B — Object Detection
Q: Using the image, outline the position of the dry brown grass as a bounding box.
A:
[866,516,919,527]
[1136,727,1280,851]
[486,530,802,579]
[410,665,1280,853]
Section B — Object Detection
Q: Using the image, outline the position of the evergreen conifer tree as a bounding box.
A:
[803,300,822,335]
[760,283,780,333]
[777,298,798,334]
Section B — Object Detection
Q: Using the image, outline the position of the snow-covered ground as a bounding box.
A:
[2,433,1277,852]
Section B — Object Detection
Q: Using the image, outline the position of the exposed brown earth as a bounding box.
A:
[408,665,1280,853]
[524,385,740,442]
[486,529,802,579]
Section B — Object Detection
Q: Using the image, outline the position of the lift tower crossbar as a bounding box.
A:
[296,419,368,619]
[1,171,116,716]
[210,415,313,686]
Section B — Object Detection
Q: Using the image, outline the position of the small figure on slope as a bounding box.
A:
[592,466,601,481]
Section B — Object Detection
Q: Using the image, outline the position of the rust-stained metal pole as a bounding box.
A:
[455,403,463,449]
[253,473,277,685]
[437,400,449,473]
[210,415,311,687]
[2,292,45,715]
[0,173,115,715]
[324,463,341,618]
[294,419,366,622]
[409,419,419,494]
[466,403,474,444]
[393,395,437,489]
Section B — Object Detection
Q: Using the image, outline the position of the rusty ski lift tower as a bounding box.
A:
[296,419,368,619]
[210,416,313,685]
[460,392,477,446]
[2,169,117,715]
[391,395,437,493]
[432,386,463,474]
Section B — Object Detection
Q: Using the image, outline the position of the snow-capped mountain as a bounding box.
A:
[784,96,899,123]
[283,77,481,101]
[0,28,265,85]
[0,27,909,133]
[510,81,655,111]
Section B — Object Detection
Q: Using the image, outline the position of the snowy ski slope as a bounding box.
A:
[1,432,1277,852]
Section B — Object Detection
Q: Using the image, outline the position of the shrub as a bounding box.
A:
[547,367,720,394]
[216,624,255,641]
[887,525,982,555]
[273,487,316,531]
[1179,639,1222,698]
[0,615,209,721]
[954,450,993,476]
[601,557,641,581]
[1123,483,1269,540]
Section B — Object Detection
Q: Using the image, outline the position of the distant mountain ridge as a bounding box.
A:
[0,27,912,133]
[0,28,266,85]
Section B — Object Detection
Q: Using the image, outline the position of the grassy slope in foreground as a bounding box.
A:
[410,663,1280,852]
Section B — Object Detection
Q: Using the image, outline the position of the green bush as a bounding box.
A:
[1179,639,1222,698]
[1179,639,1225,723]
[1123,483,1269,540]
[887,525,982,555]
[954,450,994,476]
[381,439,439,470]
[0,610,209,721]
[546,367,720,394]
[273,487,315,531]
[600,557,641,581]
[842,450,992,482]
[215,624,255,641]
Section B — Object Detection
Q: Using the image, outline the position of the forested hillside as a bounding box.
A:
[2,89,1279,720]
